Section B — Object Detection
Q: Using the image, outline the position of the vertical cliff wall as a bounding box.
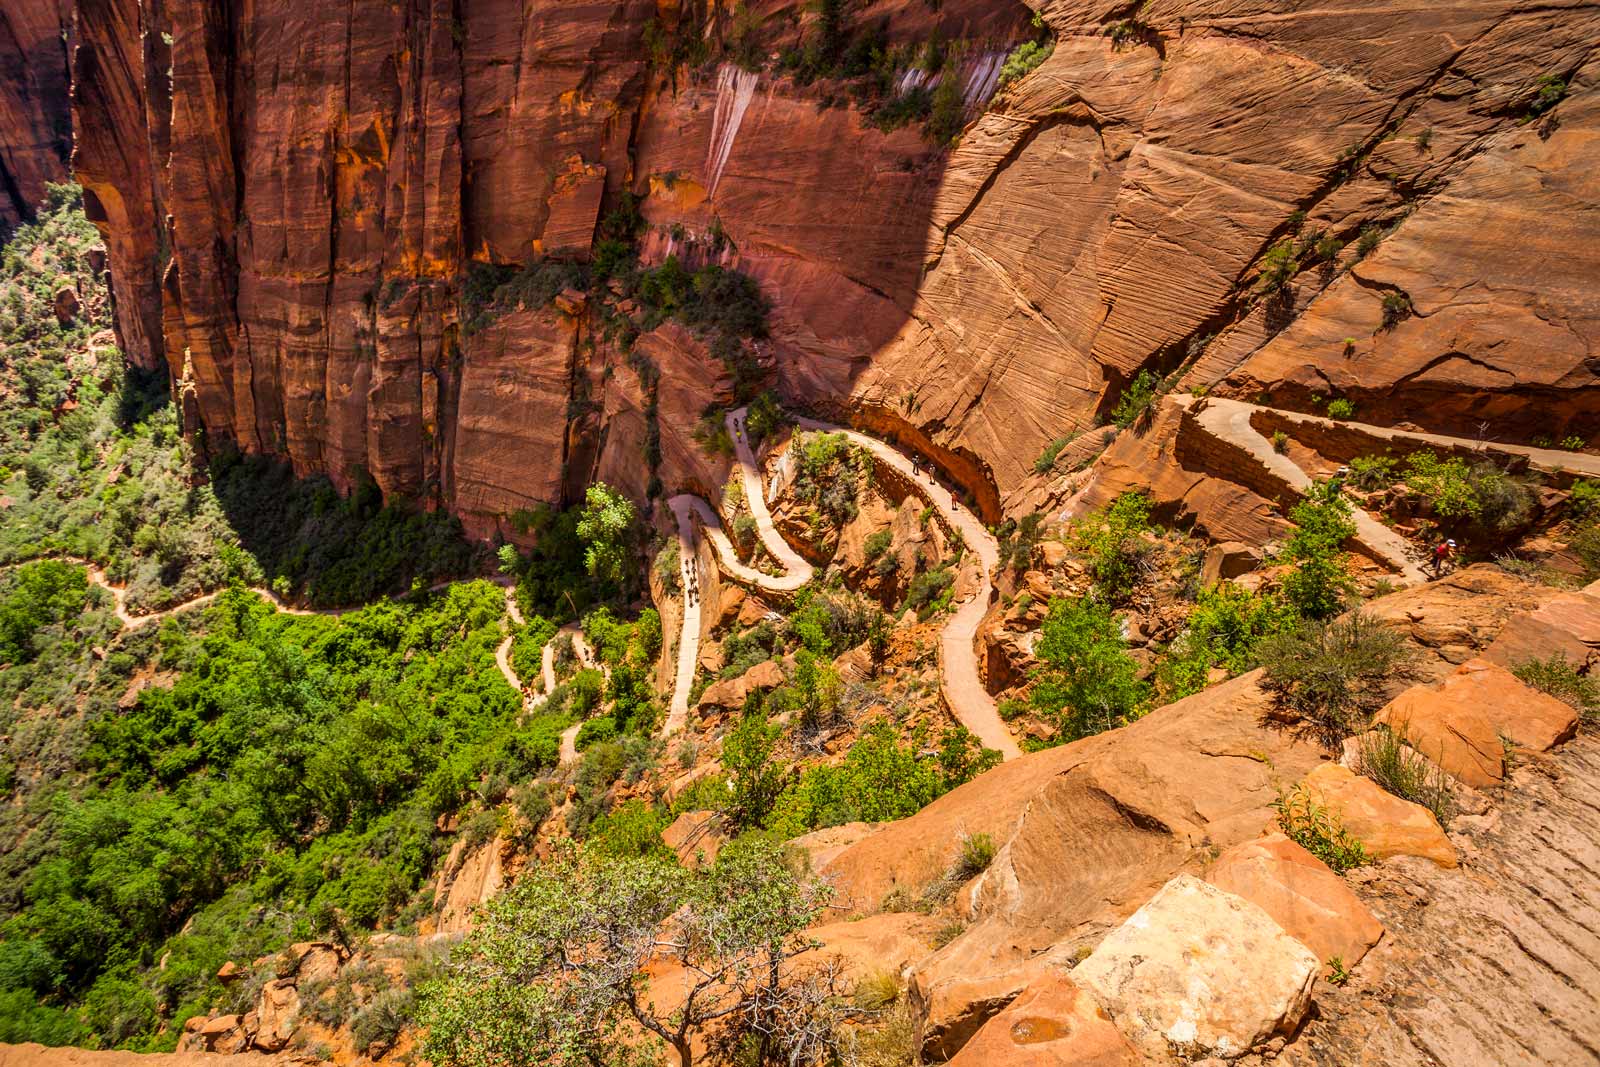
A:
[48,0,1600,537]
[0,0,72,230]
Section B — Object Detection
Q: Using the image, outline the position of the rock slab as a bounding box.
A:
[1072,875,1320,1060]
[948,970,1140,1067]
[1299,764,1457,868]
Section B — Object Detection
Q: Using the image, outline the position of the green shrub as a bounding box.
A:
[1034,434,1077,473]
[1258,612,1416,742]
[998,39,1052,88]
[1513,654,1598,727]
[1355,225,1381,257]
[1157,585,1297,700]
[1569,480,1600,521]
[1326,398,1354,420]
[1282,481,1356,619]
[1256,239,1300,293]
[1028,597,1150,742]
[952,832,996,881]
[903,566,955,619]
[1072,491,1153,602]
[1271,430,1289,454]
[1573,521,1600,580]
[1348,455,1397,491]
[585,799,671,860]
[1356,727,1456,828]
[1528,73,1567,118]
[1110,370,1161,429]
[863,529,894,564]
[1273,786,1369,873]
[1380,291,1412,327]
[1402,451,1534,533]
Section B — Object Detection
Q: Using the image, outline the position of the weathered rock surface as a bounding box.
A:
[55,0,1600,532]
[946,970,1141,1067]
[1204,832,1385,970]
[0,1046,292,1067]
[1072,875,1320,1060]
[1298,764,1458,869]
[1279,738,1600,1067]
[1374,658,1579,787]
[0,0,72,228]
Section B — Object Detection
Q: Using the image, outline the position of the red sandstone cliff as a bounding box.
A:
[39,0,1600,535]
[0,0,72,229]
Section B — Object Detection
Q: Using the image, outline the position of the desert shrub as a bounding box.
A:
[722,707,788,830]
[1355,225,1382,257]
[1569,479,1600,521]
[1273,786,1369,873]
[1326,398,1355,420]
[1256,239,1299,293]
[1110,370,1160,429]
[1528,73,1567,118]
[1034,433,1076,473]
[508,615,557,686]
[1357,728,1457,828]
[1380,291,1412,327]
[996,513,1043,572]
[652,536,681,596]
[999,38,1052,88]
[1348,455,1397,490]
[1271,430,1289,454]
[902,566,954,619]
[792,431,867,529]
[586,799,671,861]
[1072,491,1152,602]
[1157,585,1297,700]
[863,529,893,564]
[1282,481,1356,619]
[952,832,996,881]
[744,390,787,443]
[1402,452,1533,533]
[1027,597,1150,742]
[1258,612,1416,742]
[768,721,998,837]
[1513,654,1598,727]
[349,988,412,1056]
[1573,521,1600,580]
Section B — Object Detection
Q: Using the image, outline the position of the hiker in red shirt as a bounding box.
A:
[1431,538,1456,577]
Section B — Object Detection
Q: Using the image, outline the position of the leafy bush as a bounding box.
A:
[1569,480,1600,521]
[1402,452,1533,533]
[1273,786,1369,873]
[1528,73,1567,118]
[509,615,557,686]
[1027,597,1150,742]
[1034,433,1077,473]
[902,566,954,619]
[1072,491,1152,602]
[999,39,1053,88]
[1380,291,1412,327]
[1110,370,1161,429]
[1258,612,1416,742]
[1282,481,1356,619]
[1326,398,1355,420]
[1513,654,1598,727]
[863,529,894,564]
[0,560,90,664]
[952,832,996,882]
[1349,455,1397,490]
[1157,585,1297,700]
[1356,728,1456,828]
[768,721,999,837]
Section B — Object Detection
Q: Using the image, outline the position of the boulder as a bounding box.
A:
[661,810,726,868]
[695,658,785,712]
[1072,875,1320,1060]
[52,283,79,326]
[185,1013,247,1054]
[947,971,1141,1067]
[1374,659,1579,787]
[1201,541,1262,588]
[912,952,1057,1062]
[251,979,300,1052]
[1204,832,1384,969]
[215,960,243,982]
[1299,764,1457,868]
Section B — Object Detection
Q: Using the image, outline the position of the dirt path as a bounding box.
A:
[1183,397,1432,585]
[662,413,1021,759]
[491,598,598,765]
[794,417,1022,760]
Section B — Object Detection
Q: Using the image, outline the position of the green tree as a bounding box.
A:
[722,705,789,830]
[1029,597,1150,742]
[576,483,636,586]
[1282,481,1355,619]
[420,838,837,1067]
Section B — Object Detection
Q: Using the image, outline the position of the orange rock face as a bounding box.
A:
[1204,832,1385,970]
[1374,658,1579,787]
[1299,763,1457,869]
[946,971,1140,1067]
[0,0,72,229]
[55,1,1600,532]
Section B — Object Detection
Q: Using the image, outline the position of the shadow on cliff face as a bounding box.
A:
[207,449,485,608]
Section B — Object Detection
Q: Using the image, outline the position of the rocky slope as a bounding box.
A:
[0,0,1590,537]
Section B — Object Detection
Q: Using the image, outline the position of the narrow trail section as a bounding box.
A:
[663,407,1022,760]
[794,416,1022,760]
[491,586,598,765]
[1182,397,1432,585]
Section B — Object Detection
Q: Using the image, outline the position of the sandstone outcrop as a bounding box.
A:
[1373,658,1579,787]
[1204,833,1385,970]
[946,970,1140,1067]
[1072,875,1320,1060]
[1298,764,1457,869]
[48,0,1598,537]
[0,0,72,229]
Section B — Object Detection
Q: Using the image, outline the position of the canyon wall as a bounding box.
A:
[0,0,71,230]
[10,0,1600,536]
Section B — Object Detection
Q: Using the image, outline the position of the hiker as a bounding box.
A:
[1431,538,1457,577]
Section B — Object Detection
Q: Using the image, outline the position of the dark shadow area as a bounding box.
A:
[209,448,488,608]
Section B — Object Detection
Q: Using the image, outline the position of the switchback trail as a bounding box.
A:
[666,407,1022,760]
[490,586,599,765]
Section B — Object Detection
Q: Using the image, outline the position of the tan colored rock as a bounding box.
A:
[948,970,1140,1067]
[912,952,1056,1063]
[1204,832,1384,969]
[1073,875,1320,1060]
[432,834,506,934]
[696,658,785,712]
[251,979,299,1052]
[661,810,726,868]
[1299,764,1457,868]
[215,960,243,982]
[1201,541,1263,588]
[1375,659,1579,787]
